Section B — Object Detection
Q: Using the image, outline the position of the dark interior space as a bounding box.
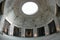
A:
[25,29,33,37]
[0,0,5,15]
[48,20,57,34]
[3,20,10,35]
[56,4,60,17]
[0,1,3,15]
[37,27,45,37]
[13,26,20,37]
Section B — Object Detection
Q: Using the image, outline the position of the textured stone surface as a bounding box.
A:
[57,0,60,7]
[4,0,56,28]
[0,0,4,3]
[0,32,60,40]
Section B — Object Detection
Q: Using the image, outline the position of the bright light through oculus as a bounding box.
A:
[22,2,38,15]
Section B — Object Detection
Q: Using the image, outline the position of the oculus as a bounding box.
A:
[22,2,38,15]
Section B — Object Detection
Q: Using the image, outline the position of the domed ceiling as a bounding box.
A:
[4,0,56,28]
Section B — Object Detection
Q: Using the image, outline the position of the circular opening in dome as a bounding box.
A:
[22,2,38,15]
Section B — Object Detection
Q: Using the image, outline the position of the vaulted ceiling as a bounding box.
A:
[0,0,60,28]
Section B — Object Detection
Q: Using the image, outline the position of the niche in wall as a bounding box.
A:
[13,26,21,37]
[56,4,60,17]
[25,29,33,37]
[48,20,57,34]
[37,27,45,37]
[3,19,10,35]
[0,0,5,15]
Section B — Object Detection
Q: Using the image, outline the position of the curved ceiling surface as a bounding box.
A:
[4,0,56,28]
